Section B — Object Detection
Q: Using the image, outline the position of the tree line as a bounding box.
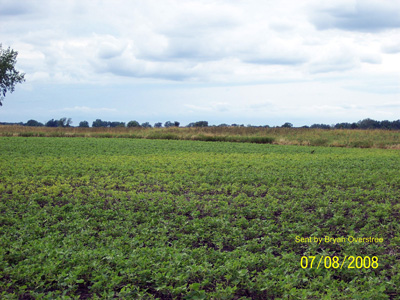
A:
[2,118,400,130]
[306,118,400,130]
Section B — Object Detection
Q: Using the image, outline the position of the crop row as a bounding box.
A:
[1,137,399,299]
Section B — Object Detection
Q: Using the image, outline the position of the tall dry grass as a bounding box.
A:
[1,125,400,149]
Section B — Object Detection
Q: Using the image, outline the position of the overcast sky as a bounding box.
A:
[1,0,399,126]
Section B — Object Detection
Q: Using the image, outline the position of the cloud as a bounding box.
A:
[243,55,307,66]
[0,1,33,16]
[94,53,198,81]
[184,102,230,113]
[1,0,398,96]
[359,53,382,64]
[127,1,242,63]
[382,42,400,54]
[310,0,400,32]
[375,103,400,109]
[85,0,311,82]
[308,44,360,73]
[248,102,274,111]
[345,82,400,94]
[61,106,117,113]
[97,38,126,60]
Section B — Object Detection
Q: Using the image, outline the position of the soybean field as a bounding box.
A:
[1,137,399,299]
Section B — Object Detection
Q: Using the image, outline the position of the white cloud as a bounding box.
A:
[2,0,396,84]
[309,0,400,32]
[184,102,230,113]
[382,41,400,54]
[1,0,399,125]
[60,106,117,113]
[0,0,35,17]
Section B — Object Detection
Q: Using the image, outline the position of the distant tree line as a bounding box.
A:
[187,121,209,127]
[305,118,400,130]
[2,117,400,130]
[90,119,180,128]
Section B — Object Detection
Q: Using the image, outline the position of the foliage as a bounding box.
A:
[188,121,209,127]
[313,119,400,130]
[45,118,72,127]
[0,44,25,106]
[45,119,59,127]
[0,137,399,299]
[332,123,358,130]
[92,120,126,128]
[141,122,152,128]
[79,121,89,128]
[311,123,331,129]
[164,121,173,127]
[8,117,400,131]
[25,119,43,127]
[281,122,293,128]
[108,121,125,128]
[92,119,109,127]
[58,117,72,127]
[164,121,179,128]
[127,120,140,128]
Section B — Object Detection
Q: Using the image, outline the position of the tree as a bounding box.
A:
[0,44,25,106]
[141,122,152,128]
[197,121,208,127]
[58,117,72,127]
[281,122,293,128]
[380,120,391,130]
[127,120,140,127]
[92,119,109,127]
[25,119,43,127]
[350,122,358,129]
[334,123,351,129]
[357,118,379,129]
[154,122,162,128]
[45,119,58,127]
[164,121,173,128]
[109,121,125,127]
[392,120,400,130]
[187,121,208,127]
[311,123,330,129]
[79,121,89,128]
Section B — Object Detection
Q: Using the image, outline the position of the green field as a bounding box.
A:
[1,137,400,299]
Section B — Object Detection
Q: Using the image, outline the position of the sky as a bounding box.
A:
[1,0,399,127]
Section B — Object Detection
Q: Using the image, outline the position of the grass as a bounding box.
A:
[1,137,400,299]
[1,125,400,149]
